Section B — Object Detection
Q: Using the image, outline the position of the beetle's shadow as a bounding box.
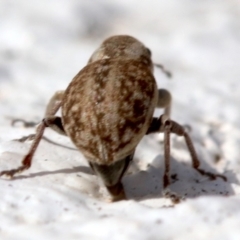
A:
[9,154,237,202]
[11,166,94,180]
[123,154,238,201]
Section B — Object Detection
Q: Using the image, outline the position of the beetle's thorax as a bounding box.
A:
[88,35,153,72]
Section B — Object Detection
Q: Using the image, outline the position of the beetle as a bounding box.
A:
[0,35,226,201]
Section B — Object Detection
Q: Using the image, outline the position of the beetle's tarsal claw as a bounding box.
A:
[196,168,227,182]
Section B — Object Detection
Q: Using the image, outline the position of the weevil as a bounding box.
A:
[0,35,227,201]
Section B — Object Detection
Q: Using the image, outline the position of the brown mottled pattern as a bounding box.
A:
[62,58,158,164]
[88,35,152,70]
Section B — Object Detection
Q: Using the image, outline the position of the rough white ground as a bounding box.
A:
[0,0,240,239]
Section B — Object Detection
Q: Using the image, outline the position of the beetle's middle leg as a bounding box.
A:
[147,115,227,189]
[11,90,65,128]
[0,91,64,178]
[12,91,65,143]
[157,89,172,117]
[40,90,66,135]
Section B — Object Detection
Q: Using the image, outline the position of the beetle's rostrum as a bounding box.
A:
[0,35,227,201]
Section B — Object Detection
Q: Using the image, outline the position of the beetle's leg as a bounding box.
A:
[0,91,64,178]
[157,89,172,117]
[13,134,36,142]
[11,91,65,143]
[11,90,65,129]
[89,153,134,201]
[147,115,227,188]
[12,117,66,144]
[43,116,66,136]
[44,90,64,117]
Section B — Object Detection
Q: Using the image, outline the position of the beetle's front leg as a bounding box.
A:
[147,115,227,189]
[0,122,47,178]
[0,91,64,178]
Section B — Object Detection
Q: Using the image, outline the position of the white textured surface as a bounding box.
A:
[0,1,240,239]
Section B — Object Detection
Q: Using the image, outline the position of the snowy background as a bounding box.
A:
[0,0,240,239]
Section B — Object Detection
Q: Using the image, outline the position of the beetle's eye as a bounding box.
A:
[146,48,151,56]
